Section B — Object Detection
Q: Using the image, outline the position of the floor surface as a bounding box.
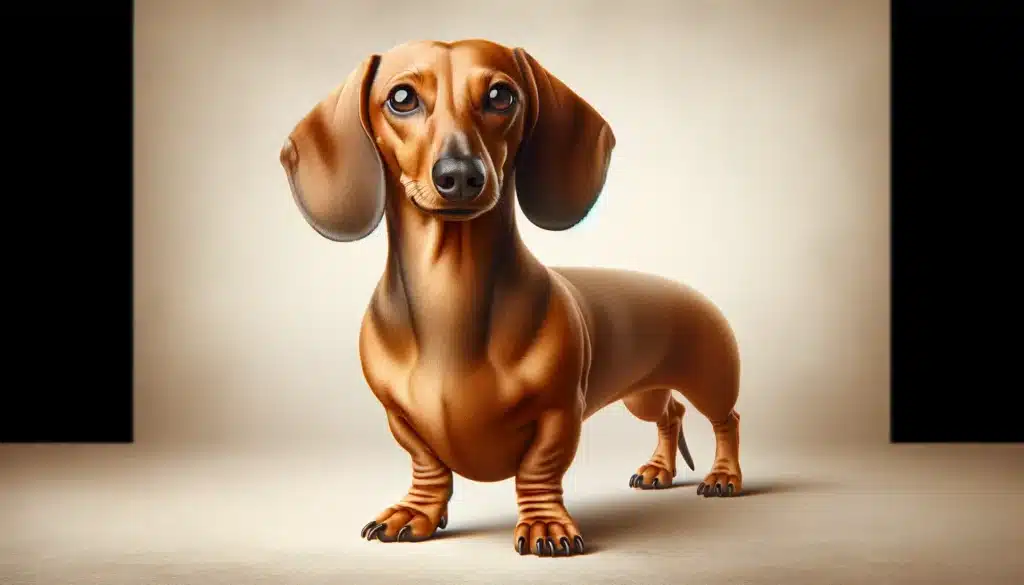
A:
[2,444,1022,585]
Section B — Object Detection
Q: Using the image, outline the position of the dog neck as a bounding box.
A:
[373,179,550,371]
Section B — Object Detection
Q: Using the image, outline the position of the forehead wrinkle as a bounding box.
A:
[450,50,519,99]
[384,67,423,86]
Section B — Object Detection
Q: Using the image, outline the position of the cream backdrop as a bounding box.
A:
[132,0,889,456]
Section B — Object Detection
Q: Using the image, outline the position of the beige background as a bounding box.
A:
[132,0,890,453]
[3,1,1021,584]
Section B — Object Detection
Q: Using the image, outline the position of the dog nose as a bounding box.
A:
[431,157,486,202]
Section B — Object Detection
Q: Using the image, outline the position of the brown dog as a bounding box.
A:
[279,39,742,557]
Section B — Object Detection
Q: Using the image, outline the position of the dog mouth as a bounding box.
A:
[435,208,476,216]
[410,197,480,219]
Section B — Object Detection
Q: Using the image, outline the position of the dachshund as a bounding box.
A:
[279,38,742,557]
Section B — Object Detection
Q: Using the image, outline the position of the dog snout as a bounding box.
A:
[431,156,487,202]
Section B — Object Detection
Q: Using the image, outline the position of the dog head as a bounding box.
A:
[280,39,615,241]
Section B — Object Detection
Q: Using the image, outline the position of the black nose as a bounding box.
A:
[431,157,486,202]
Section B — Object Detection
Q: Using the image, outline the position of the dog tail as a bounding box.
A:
[677,427,695,471]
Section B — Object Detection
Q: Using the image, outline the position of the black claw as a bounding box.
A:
[360,520,377,539]
[366,523,386,541]
[559,536,571,556]
[546,538,557,556]
[535,538,545,556]
[629,474,639,487]
[696,483,706,495]
[714,483,723,497]
[703,484,714,498]
[516,536,527,555]
[727,484,735,496]
[397,525,411,542]
[439,515,448,530]
[573,535,585,555]
[652,478,660,489]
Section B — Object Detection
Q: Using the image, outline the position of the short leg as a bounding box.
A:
[623,390,692,490]
[696,410,742,497]
[513,408,586,557]
[361,409,453,543]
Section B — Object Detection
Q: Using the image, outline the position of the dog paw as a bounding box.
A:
[513,518,585,557]
[629,463,674,490]
[360,503,448,543]
[697,470,742,497]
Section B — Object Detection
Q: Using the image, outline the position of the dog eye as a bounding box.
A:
[386,85,420,115]
[484,83,516,113]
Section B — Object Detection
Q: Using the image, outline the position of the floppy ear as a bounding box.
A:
[279,55,385,242]
[513,48,616,231]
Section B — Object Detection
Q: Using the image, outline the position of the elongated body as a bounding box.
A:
[281,38,743,556]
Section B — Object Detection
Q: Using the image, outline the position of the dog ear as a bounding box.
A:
[513,48,616,231]
[279,55,385,242]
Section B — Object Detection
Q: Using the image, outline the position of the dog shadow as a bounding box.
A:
[444,478,827,550]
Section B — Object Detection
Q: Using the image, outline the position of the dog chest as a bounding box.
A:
[398,365,535,482]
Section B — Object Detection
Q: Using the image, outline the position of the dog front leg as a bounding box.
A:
[360,409,453,543]
[514,406,586,557]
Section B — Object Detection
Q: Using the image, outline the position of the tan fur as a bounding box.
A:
[280,39,743,556]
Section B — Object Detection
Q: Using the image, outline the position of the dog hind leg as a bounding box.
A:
[678,382,742,497]
[623,389,693,490]
[696,409,742,497]
[670,347,743,497]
